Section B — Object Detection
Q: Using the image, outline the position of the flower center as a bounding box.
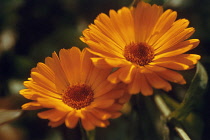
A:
[124,42,154,66]
[62,84,94,110]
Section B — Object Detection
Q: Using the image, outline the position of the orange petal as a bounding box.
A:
[21,102,42,110]
[80,49,95,83]
[81,112,95,130]
[148,9,177,45]
[107,69,121,84]
[134,1,163,42]
[35,62,55,82]
[146,65,186,84]
[154,39,199,58]
[110,112,122,119]
[65,111,79,128]
[153,39,199,60]
[143,68,172,92]
[106,103,123,111]
[105,58,130,67]
[91,98,114,109]
[51,52,69,92]
[38,109,67,122]
[119,65,136,83]
[90,108,111,120]
[157,54,200,65]
[37,97,72,112]
[91,58,112,69]
[138,72,153,96]
[155,27,194,54]
[127,69,141,94]
[23,81,61,99]
[153,19,191,52]
[93,80,115,97]
[86,112,108,128]
[95,89,124,99]
[91,68,112,90]
[151,61,190,70]
[48,117,65,128]
[96,12,125,47]
[30,72,56,93]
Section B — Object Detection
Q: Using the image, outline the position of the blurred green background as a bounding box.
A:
[0,0,209,139]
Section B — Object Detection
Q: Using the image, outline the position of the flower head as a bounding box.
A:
[19,47,130,130]
[81,1,201,95]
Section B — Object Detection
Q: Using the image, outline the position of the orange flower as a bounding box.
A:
[81,1,201,95]
[19,47,130,130]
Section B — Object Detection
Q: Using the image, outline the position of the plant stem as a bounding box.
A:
[79,120,89,140]
[154,94,191,140]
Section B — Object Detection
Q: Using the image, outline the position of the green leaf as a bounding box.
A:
[169,62,208,120]
[86,130,95,140]
[158,92,180,112]
[0,109,22,125]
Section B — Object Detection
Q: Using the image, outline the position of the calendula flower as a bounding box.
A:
[19,47,130,130]
[81,1,201,95]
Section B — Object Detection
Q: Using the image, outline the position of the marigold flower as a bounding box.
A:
[81,1,201,95]
[19,47,130,130]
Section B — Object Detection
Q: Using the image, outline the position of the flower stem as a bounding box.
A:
[154,94,191,140]
[131,0,141,7]
[79,120,89,140]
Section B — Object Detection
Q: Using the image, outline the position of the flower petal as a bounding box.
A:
[143,68,172,92]
[38,109,67,122]
[134,2,163,42]
[90,108,111,120]
[21,102,42,110]
[145,65,186,84]
[65,111,80,128]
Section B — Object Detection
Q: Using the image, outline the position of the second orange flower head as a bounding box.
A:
[81,1,201,95]
[19,47,129,130]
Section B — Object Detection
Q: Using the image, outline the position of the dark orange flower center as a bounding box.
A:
[62,84,94,110]
[124,42,154,66]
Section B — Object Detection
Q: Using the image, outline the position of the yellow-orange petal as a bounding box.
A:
[156,54,201,66]
[65,111,79,128]
[51,52,69,92]
[143,68,172,91]
[91,58,112,69]
[107,69,121,84]
[48,118,65,128]
[37,97,72,112]
[148,9,177,45]
[139,73,153,96]
[81,115,95,131]
[21,102,42,110]
[105,58,130,67]
[118,65,136,83]
[23,81,61,99]
[134,1,163,42]
[151,61,190,70]
[95,89,124,99]
[145,65,186,84]
[90,108,111,120]
[93,80,115,97]
[38,109,67,122]
[34,62,55,82]
[127,69,141,94]
[158,39,200,57]
[30,72,56,93]
[85,112,107,128]
[155,39,199,58]
[91,98,114,109]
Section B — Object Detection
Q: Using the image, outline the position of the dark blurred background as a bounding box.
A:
[0,0,209,140]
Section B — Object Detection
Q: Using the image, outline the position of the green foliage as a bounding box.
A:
[169,62,208,121]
